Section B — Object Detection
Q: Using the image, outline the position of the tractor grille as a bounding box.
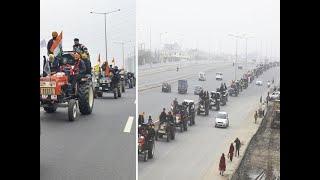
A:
[40,87,55,95]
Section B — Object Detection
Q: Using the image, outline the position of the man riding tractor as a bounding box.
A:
[155,109,175,142]
[40,51,94,122]
[138,122,156,161]
[73,38,91,75]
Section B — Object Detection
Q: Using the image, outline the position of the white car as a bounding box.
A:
[199,72,206,81]
[215,111,229,128]
[216,72,223,80]
[269,91,280,101]
[255,80,263,86]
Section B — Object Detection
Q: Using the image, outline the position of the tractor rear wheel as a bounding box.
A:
[68,99,78,122]
[78,82,94,115]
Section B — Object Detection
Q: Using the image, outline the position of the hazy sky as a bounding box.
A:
[41,0,135,66]
[137,0,280,58]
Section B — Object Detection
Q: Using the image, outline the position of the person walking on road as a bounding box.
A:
[219,153,226,176]
[254,111,258,124]
[228,143,235,162]
[234,138,241,157]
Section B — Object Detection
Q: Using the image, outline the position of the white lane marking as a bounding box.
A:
[123,116,134,133]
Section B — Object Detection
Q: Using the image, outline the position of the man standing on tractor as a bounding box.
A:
[73,38,91,75]
[47,31,60,55]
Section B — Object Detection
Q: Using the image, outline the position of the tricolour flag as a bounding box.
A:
[49,31,63,57]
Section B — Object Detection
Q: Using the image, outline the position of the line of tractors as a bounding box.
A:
[40,51,135,122]
[138,61,278,162]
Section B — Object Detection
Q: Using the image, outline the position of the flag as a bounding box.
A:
[49,31,63,57]
[112,57,115,66]
[105,60,110,77]
[97,53,101,63]
[40,39,46,48]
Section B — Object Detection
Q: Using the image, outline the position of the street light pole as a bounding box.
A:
[90,9,120,61]
[229,34,244,80]
[235,38,238,80]
[104,14,107,61]
[114,41,132,69]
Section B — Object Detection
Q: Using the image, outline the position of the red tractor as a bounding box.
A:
[40,51,94,121]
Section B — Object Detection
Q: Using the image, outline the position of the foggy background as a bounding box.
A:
[137,0,280,59]
[40,0,135,69]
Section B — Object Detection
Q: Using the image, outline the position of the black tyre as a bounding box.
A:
[171,129,175,140]
[155,132,158,141]
[144,151,148,162]
[166,133,170,142]
[122,82,125,92]
[148,142,155,159]
[180,124,183,132]
[44,105,57,113]
[118,85,122,98]
[68,99,78,122]
[78,83,94,115]
[114,88,117,99]
[184,122,188,131]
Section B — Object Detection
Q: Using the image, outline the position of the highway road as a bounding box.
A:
[138,62,280,180]
[40,88,136,180]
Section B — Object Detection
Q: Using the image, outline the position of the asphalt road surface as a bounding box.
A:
[40,88,136,180]
[138,62,280,180]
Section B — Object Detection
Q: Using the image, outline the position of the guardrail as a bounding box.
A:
[139,63,232,92]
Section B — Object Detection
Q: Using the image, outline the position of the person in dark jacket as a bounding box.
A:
[219,153,226,176]
[228,143,235,162]
[159,108,167,123]
[74,53,86,77]
[73,38,91,75]
[167,111,174,124]
[234,138,241,157]
[47,31,58,55]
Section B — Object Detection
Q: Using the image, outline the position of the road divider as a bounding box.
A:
[139,63,232,92]
[123,116,134,133]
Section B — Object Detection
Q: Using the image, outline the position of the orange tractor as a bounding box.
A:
[40,51,94,121]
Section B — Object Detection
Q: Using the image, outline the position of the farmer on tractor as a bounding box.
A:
[48,54,60,74]
[73,38,91,75]
[65,52,86,91]
[47,31,62,55]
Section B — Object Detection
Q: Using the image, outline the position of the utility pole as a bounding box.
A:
[90,9,121,61]
[229,34,243,80]
[114,41,132,69]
